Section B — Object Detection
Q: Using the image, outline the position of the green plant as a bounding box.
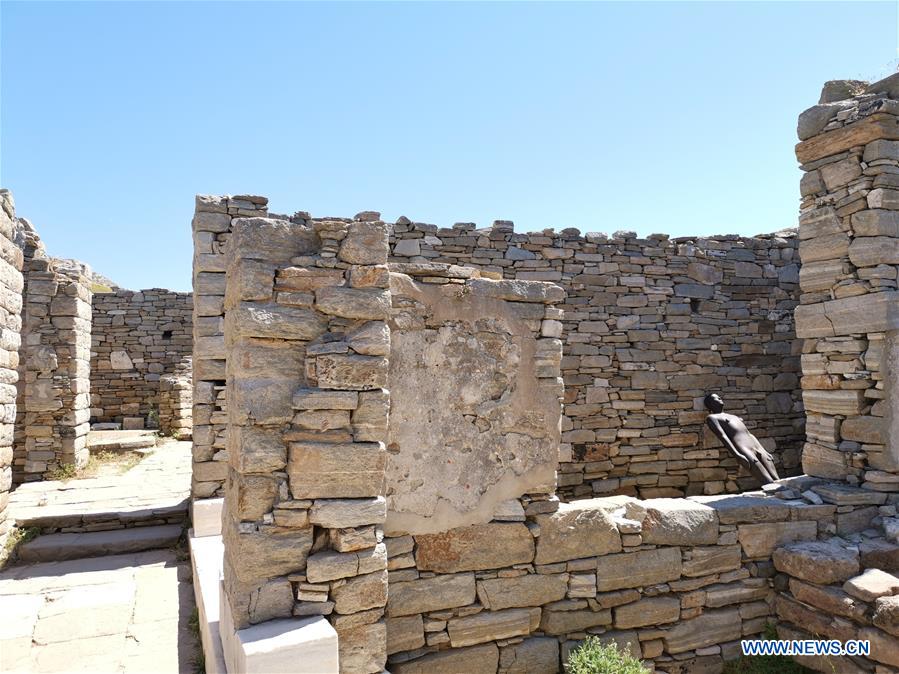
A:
[2,526,40,566]
[45,463,77,481]
[566,637,646,674]
[188,607,206,674]
[147,407,160,429]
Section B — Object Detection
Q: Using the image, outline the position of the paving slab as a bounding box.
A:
[17,525,183,563]
[0,550,198,673]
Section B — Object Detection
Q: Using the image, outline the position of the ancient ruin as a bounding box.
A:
[2,72,899,674]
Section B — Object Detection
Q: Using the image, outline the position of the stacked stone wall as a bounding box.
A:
[159,359,192,439]
[794,78,899,488]
[192,195,269,498]
[13,226,91,483]
[90,289,192,427]
[0,190,24,551]
[389,223,804,500]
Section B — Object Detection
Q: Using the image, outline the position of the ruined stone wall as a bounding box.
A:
[0,190,24,551]
[159,360,192,439]
[191,195,269,498]
[794,77,899,487]
[389,223,804,500]
[13,225,91,483]
[90,289,192,427]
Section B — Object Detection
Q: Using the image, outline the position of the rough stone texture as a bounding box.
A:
[391,643,499,674]
[641,499,719,545]
[389,223,803,499]
[158,365,192,439]
[773,541,860,584]
[595,547,682,591]
[13,221,91,483]
[386,273,563,534]
[795,84,899,486]
[533,500,622,564]
[90,290,192,427]
[414,523,535,572]
[0,189,23,551]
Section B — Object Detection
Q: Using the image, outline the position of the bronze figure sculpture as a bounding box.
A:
[704,393,780,485]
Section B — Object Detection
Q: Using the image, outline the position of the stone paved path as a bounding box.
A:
[8,439,191,531]
[0,549,199,673]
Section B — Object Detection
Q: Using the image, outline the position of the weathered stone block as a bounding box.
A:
[387,573,476,617]
[534,501,621,565]
[664,608,742,654]
[386,614,425,655]
[773,541,860,584]
[391,644,499,674]
[315,287,391,320]
[309,497,386,529]
[338,222,389,265]
[288,442,386,499]
[595,547,682,591]
[614,597,679,629]
[737,520,817,559]
[803,390,865,416]
[316,354,388,390]
[641,498,718,545]
[498,637,559,674]
[414,523,534,572]
[332,569,387,614]
[477,574,569,610]
[447,608,533,647]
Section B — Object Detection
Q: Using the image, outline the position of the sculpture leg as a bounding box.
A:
[758,451,780,482]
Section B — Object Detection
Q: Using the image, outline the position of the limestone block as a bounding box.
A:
[799,232,851,263]
[795,291,899,338]
[227,303,328,342]
[799,206,846,239]
[447,608,533,647]
[335,620,385,674]
[873,595,899,637]
[346,322,390,356]
[293,389,359,410]
[663,608,742,654]
[414,523,534,572]
[802,442,849,480]
[844,569,899,602]
[803,390,865,416]
[332,569,387,614]
[852,209,899,237]
[640,498,718,545]
[789,578,867,623]
[476,574,568,610]
[228,426,287,474]
[306,545,387,583]
[498,637,559,674]
[223,520,313,584]
[387,573,476,617]
[682,545,742,577]
[338,222,389,265]
[309,497,386,529]
[737,520,817,559]
[533,501,622,565]
[820,156,863,190]
[229,217,319,264]
[691,494,791,524]
[110,350,133,370]
[614,597,679,629]
[467,278,565,304]
[799,261,850,292]
[775,595,857,642]
[849,236,899,267]
[314,287,390,320]
[539,607,611,635]
[316,354,387,391]
[390,643,499,674]
[386,614,425,655]
[595,547,682,591]
[276,267,345,292]
[773,541,860,584]
[288,442,386,499]
[841,416,884,444]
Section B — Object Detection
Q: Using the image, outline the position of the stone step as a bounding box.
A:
[12,497,188,533]
[17,524,183,563]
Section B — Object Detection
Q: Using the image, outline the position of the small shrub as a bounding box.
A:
[45,463,77,481]
[566,637,646,674]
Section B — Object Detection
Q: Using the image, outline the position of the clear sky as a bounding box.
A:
[2,1,897,291]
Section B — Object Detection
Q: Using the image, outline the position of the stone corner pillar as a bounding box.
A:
[795,77,899,486]
[220,208,390,674]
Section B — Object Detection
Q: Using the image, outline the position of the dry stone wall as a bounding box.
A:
[159,360,192,439]
[795,75,899,487]
[91,289,192,428]
[0,190,23,552]
[389,222,804,500]
[192,195,269,498]
[13,223,91,483]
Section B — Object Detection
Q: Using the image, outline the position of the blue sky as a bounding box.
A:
[2,1,897,291]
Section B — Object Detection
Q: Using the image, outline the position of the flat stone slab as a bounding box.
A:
[843,569,899,602]
[773,541,860,584]
[0,550,198,673]
[9,440,190,531]
[87,429,158,452]
[811,483,889,506]
[18,525,183,563]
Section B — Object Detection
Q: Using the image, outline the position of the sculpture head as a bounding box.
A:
[703,393,724,413]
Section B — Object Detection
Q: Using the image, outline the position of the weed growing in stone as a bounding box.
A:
[566,638,646,674]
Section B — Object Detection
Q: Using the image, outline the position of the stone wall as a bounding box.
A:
[159,360,192,439]
[13,223,91,483]
[0,190,24,552]
[389,223,804,500]
[795,76,899,486]
[91,289,192,427]
[191,195,269,498]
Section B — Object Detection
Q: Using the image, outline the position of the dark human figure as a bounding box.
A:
[704,393,780,485]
